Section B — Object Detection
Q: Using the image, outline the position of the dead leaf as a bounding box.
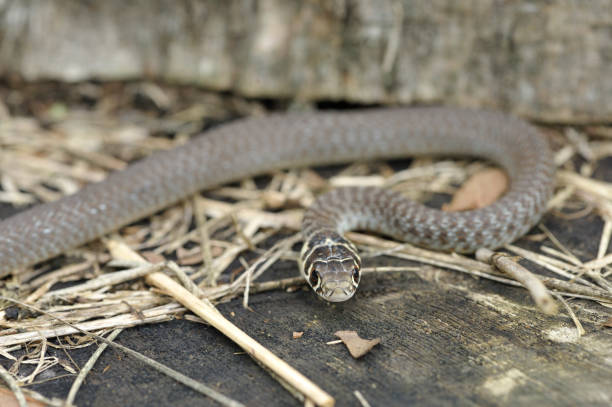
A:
[334,330,380,358]
[292,331,304,339]
[141,251,165,264]
[443,168,508,212]
[0,387,46,407]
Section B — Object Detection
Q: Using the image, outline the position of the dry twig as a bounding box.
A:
[476,248,558,315]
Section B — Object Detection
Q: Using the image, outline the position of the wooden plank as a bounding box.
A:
[18,251,612,406]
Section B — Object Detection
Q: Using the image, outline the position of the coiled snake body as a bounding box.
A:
[0,108,555,301]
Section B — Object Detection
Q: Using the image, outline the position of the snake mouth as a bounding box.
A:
[320,282,355,302]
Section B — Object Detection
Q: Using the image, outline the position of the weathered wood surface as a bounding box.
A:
[20,235,612,407]
[1,0,611,122]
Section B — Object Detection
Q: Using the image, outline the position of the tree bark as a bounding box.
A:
[1,0,610,122]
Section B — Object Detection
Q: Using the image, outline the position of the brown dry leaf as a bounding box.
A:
[334,330,380,358]
[0,387,45,407]
[443,168,508,212]
[141,251,165,264]
[292,331,304,339]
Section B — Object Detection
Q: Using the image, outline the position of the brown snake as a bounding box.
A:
[0,108,555,301]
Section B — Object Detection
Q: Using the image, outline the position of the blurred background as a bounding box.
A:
[1,0,610,121]
[1,1,611,407]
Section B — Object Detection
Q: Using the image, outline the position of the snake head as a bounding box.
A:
[300,233,361,302]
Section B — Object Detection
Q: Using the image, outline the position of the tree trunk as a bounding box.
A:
[1,0,610,123]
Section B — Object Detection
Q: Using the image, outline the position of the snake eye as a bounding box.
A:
[352,266,360,284]
[309,269,320,287]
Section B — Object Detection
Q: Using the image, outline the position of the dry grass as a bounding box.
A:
[0,81,611,405]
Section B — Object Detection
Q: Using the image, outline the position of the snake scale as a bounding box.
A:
[0,107,555,301]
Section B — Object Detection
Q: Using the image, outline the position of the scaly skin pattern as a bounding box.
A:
[0,108,555,301]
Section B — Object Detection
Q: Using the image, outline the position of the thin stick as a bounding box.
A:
[593,219,612,289]
[192,196,214,284]
[598,220,612,261]
[0,303,179,347]
[476,248,558,315]
[249,276,305,294]
[66,328,124,405]
[166,261,206,299]
[557,170,612,200]
[544,291,611,303]
[583,253,612,270]
[42,262,165,299]
[353,390,372,407]
[538,224,581,265]
[505,244,595,287]
[540,278,612,302]
[241,257,253,309]
[552,293,586,337]
[26,336,48,384]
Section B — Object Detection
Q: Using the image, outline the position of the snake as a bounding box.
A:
[0,107,555,302]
